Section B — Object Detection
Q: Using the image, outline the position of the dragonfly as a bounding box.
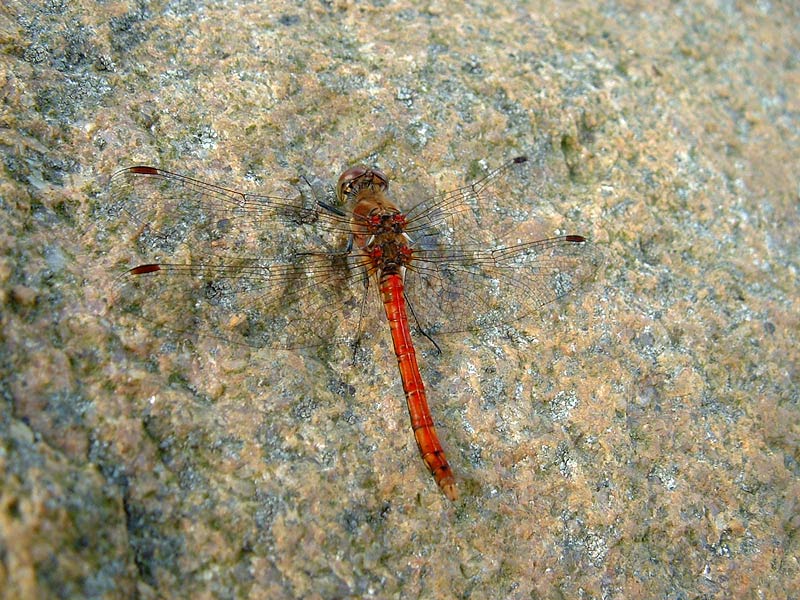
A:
[107,156,601,501]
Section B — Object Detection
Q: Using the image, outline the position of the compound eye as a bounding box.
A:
[337,166,368,200]
[370,168,389,191]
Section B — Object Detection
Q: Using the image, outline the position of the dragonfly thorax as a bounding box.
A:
[364,236,414,275]
[346,171,410,257]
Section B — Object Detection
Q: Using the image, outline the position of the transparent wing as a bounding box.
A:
[399,156,601,335]
[402,156,530,239]
[107,167,375,350]
[103,159,600,351]
[405,235,602,336]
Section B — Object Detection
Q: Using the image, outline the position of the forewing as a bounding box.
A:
[402,157,529,242]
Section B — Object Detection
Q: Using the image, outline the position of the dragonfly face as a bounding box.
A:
[336,165,389,202]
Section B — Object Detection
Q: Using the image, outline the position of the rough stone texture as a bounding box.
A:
[1,0,798,598]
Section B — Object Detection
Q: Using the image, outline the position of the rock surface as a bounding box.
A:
[1,1,797,598]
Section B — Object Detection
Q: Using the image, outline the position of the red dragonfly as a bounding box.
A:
[108,156,600,501]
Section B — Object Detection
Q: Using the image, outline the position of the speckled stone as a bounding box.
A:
[1,0,797,598]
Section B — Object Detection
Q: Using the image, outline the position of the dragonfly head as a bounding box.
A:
[337,166,389,202]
